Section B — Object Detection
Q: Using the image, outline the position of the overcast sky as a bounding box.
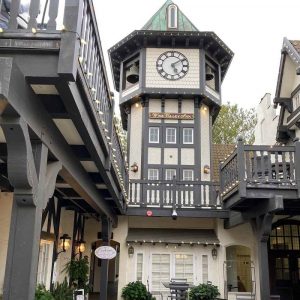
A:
[93,0,300,110]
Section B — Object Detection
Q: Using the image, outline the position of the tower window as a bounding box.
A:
[183,128,194,144]
[167,4,178,29]
[166,128,176,144]
[149,127,159,143]
[205,57,219,92]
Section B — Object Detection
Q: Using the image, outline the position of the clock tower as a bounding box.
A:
[109,0,233,186]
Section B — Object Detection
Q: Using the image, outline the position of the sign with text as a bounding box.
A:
[149,112,194,120]
[95,246,116,260]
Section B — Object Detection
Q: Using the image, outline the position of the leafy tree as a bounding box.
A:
[212,102,257,144]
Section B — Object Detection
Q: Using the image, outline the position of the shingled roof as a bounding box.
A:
[290,40,300,55]
[212,144,235,182]
[142,0,199,32]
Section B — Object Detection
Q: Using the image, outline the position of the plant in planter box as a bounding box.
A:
[122,281,156,300]
[189,283,220,300]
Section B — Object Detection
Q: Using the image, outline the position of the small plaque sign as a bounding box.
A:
[149,112,194,120]
[95,246,116,260]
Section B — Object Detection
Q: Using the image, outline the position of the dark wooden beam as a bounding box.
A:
[0,57,117,223]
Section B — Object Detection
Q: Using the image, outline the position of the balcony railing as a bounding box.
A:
[220,138,300,201]
[0,0,128,202]
[128,179,220,209]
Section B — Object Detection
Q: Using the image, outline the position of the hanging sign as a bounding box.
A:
[149,112,194,120]
[95,246,117,260]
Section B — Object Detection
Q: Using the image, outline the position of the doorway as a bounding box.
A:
[89,240,120,300]
[269,221,300,300]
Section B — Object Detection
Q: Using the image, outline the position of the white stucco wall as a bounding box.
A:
[280,55,300,98]
[216,220,260,300]
[254,93,278,145]
[129,104,143,180]
[55,209,75,283]
[146,48,200,89]
[0,192,13,295]
[200,104,211,181]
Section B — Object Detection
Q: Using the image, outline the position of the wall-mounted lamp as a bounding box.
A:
[212,247,218,260]
[55,233,71,261]
[60,234,71,252]
[131,162,139,173]
[128,245,134,257]
[203,165,210,174]
[76,239,86,253]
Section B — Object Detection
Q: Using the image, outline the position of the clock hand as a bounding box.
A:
[171,59,185,67]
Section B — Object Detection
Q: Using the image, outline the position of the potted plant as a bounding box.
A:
[52,278,73,300]
[64,256,90,293]
[122,281,156,300]
[35,285,54,300]
[189,283,220,300]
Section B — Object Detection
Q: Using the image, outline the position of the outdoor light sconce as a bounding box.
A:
[212,247,218,260]
[128,245,134,257]
[55,234,71,260]
[203,165,210,174]
[131,162,138,173]
[76,239,86,253]
[60,234,71,252]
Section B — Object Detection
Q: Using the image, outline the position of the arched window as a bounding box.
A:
[167,4,178,29]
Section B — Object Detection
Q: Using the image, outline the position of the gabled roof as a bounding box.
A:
[142,0,199,32]
[290,40,300,56]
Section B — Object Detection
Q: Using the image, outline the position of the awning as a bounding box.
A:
[126,228,219,245]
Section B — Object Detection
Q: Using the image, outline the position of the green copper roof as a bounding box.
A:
[142,0,199,32]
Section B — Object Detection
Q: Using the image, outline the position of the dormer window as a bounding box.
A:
[167,4,178,29]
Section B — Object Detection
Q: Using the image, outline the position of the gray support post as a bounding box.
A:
[1,117,61,300]
[58,0,83,80]
[294,138,300,197]
[237,136,246,198]
[251,213,273,300]
[100,216,112,300]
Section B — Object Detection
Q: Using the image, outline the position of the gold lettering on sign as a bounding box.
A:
[149,112,194,120]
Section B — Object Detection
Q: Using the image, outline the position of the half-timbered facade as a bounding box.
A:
[1,1,300,300]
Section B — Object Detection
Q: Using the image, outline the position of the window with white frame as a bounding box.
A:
[148,169,159,180]
[37,240,54,290]
[151,254,170,291]
[167,4,178,29]
[165,169,176,180]
[149,127,159,143]
[136,253,143,281]
[293,90,300,109]
[202,255,209,283]
[183,169,194,181]
[183,128,193,144]
[166,128,176,144]
[175,254,194,283]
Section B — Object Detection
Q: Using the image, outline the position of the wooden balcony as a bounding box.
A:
[0,0,127,218]
[126,179,229,218]
[220,138,300,213]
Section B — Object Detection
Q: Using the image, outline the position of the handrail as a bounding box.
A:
[220,141,299,199]
[128,179,220,208]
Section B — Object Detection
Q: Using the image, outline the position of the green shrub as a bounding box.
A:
[189,283,220,300]
[122,281,156,300]
[52,278,73,300]
[35,285,54,300]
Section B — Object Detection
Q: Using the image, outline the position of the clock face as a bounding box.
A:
[156,51,189,80]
